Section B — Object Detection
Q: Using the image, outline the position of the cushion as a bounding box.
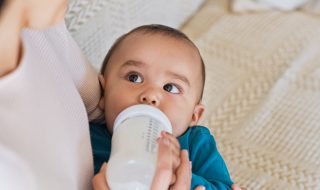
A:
[65,0,205,70]
[232,0,310,12]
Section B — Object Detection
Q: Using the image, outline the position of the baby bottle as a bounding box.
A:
[106,104,173,190]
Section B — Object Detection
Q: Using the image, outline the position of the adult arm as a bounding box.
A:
[60,30,103,121]
[0,0,67,77]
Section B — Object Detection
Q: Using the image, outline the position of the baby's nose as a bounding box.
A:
[141,96,157,105]
[139,89,160,106]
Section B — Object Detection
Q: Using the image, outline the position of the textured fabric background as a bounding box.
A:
[65,0,204,70]
[66,0,320,189]
[182,1,320,189]
[232,0,320,13]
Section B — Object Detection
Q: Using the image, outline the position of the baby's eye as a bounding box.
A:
[163,83,180,94]
[127,73,143,83]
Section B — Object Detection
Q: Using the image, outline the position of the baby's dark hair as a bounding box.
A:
[100,24,205,101]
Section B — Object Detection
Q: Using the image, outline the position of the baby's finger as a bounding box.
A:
[161,131,181,169]
[161,131,180,151]
[151,137,173,190]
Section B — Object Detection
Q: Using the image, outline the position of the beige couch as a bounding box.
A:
[66,0,320,189]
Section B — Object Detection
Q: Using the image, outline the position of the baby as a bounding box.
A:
[90,24,233,190]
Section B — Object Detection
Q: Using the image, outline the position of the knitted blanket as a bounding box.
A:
[182,1,320,189]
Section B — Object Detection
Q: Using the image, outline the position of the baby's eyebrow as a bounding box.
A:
[121,60,146,68]
[166,71,190,87]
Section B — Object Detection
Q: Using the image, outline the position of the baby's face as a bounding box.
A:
[102,32,204,137]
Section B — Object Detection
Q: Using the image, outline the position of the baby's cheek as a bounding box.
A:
[162,105,188,136]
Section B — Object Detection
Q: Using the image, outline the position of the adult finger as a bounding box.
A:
[194,185,206,190]
[232,184,243,190]
[170,150,192,190]
[92,163,109,190]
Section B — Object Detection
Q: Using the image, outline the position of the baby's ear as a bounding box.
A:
[189,103,205,126]
[98,74,105,110]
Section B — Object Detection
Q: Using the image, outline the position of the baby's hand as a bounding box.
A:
[159,131,181,185]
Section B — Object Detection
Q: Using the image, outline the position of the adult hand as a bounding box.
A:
[92,163,110,190]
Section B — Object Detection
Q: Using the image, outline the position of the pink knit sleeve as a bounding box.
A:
[44,21,104,121]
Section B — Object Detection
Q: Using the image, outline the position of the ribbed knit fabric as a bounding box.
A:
[0,21,102,190]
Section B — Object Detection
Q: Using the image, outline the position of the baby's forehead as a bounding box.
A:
[124,30,195,47]
[122,32,201,62]
[125,31,201,64]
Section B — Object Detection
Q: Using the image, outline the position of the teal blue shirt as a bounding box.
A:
[90,123,233,190]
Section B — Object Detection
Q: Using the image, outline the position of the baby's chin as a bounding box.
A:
[170,126,180,137]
